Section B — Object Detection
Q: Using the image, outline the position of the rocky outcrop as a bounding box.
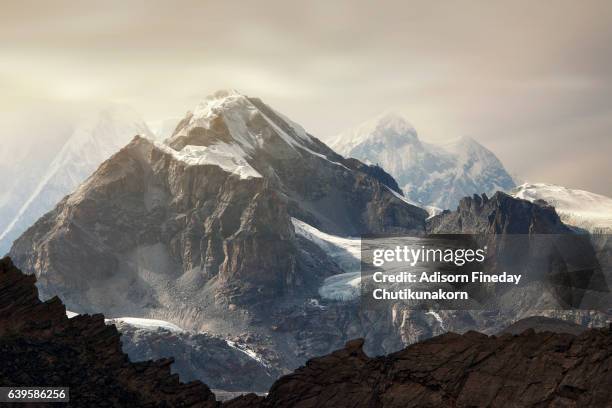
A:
[227,328,612,408]
[0,257,218,407]
[500,316,587,336]
[115,322,281,392]
[426,191,571,234]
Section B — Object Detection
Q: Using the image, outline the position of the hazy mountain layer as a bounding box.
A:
[329,112,516,210]
[0,105,153,254]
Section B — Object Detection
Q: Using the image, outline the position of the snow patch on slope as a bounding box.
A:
[513,183,612,231]
[292,218,360,267]
[225,340,271,369]
[154,141,262,179]
[384,186,441,219]
[161,89,349,179]
[105,317,184,333]
[318,272,362,301]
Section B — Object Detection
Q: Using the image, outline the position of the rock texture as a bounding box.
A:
[426,191,571,234]
[115,322,280,392]
[0,256,218,407]
[8,90,427,379]
[2,255,611,407]
[10,90,426,320]
[500,316,587,336]
[426,192,610,309]
[227,329,612,408]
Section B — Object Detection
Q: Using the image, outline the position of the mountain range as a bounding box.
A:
[9,90,428,371]
[3,90,610,396]
[328,112,516,210]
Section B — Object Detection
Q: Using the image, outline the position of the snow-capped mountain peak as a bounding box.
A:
[329,111,418,155]
[190,89,248,123]
[330,114,515,209]
[174,90,316,150]
[162,90,349,180]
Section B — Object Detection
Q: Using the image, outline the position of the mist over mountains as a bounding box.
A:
[0,104,154,254]
[329,112,516,210]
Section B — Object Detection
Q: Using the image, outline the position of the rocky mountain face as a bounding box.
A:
[0,105,154,255]
[513,182,612,233]
[114,321,280,392]
[426,191,572,234]
[226,327,612,408]
[8,90,427,373]
[0,257,218,407]
[328,112,516,210]
[419,192,611,342]
[264,192,611,365]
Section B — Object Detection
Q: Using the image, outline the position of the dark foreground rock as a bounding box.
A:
[500,316,588,336]
[3,256,611,407]
[0,257,218,407]
[227,329,612,408]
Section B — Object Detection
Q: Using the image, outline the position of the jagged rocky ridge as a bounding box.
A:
[426,191,572,234]
[226,328,612,408]
[350,192,611,351]
[3,255,611,407]
[0,256,217,407]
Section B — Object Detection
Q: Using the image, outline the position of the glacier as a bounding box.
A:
[513,182,612,232]
[292,218,362,301]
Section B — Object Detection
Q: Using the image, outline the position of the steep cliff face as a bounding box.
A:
[0,257,218,407]
[226,327,612,408]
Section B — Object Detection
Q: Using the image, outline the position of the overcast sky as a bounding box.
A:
[1,0,611,195]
